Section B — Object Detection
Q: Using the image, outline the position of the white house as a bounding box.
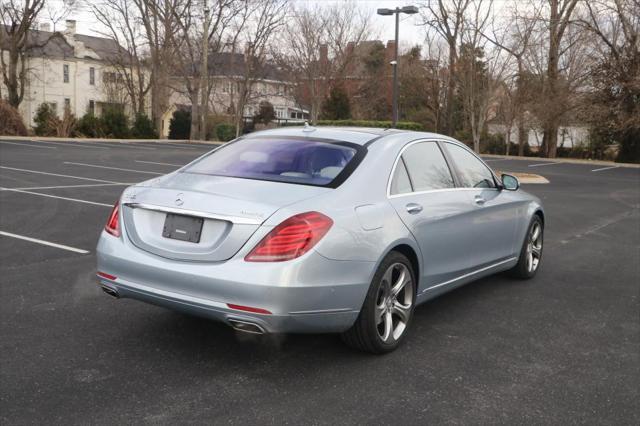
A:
[487,123,590,149]
[162,51,307,138]
[1,20,147,127]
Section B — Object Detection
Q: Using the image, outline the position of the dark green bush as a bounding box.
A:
[315,120,423,131]
[101,106,129,138]
[616,127,640,164]
[131,113,157,139]
[169,109,191,140]
[320,86,351,120]
[254,101,275,125]
[215,123,236,142]
[33,103,58,136]
[75,113,103,138]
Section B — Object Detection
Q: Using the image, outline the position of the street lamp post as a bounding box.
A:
[377,5,418,128]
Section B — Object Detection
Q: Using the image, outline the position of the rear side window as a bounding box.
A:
[444,143,496,188]
[182,138,362,187]
[390,159,412,195]
[400,142,454,192]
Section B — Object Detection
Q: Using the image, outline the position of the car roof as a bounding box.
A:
[244,126,457,146]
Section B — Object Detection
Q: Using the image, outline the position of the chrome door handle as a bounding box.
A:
[406,203,423,214]
[474,196,486,205]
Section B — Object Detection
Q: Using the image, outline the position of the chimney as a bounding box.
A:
[39,22,51,32]
[65,19,76,35]
[385,40,396,64]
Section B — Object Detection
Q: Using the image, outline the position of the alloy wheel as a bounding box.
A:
[375,263,414,344]
[526,222,543,273]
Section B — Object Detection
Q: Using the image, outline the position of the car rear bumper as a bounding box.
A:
[96,232,373,333]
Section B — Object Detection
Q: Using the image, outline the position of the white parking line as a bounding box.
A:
[135,160,184,167]
[0,166,126,184]
[0,187,113,207]
[591,166,619,172]
[0,231,89,254]
[104,142,157,150]
[528,162,562,168]
[64,162,163,175]
[11,183,128,190]
[0,141,56,149]
[34,140,109,149]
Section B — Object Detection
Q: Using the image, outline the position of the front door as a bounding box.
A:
[441,142,519,268]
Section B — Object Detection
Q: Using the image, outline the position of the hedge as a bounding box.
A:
[314,120,423,131]
[216,123,236,141]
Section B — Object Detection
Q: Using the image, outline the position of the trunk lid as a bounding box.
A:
[121,172,330,261]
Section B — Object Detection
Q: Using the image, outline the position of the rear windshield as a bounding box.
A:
[181,137,363,187]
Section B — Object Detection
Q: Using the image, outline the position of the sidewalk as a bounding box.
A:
[0,135,223,145]
[482,153,640,168]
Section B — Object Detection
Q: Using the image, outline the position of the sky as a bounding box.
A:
[44,0,427,49]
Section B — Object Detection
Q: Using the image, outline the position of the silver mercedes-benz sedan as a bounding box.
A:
[96,126,544,353]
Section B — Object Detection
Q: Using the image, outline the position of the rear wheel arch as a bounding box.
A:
[390,244,420,293]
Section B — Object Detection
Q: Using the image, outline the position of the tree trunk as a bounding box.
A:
[518,125,527,156]
[541,0,565,158]
[445,44,456,135]
[190,92,199,140]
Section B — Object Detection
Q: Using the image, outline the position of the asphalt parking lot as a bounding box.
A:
[1,138,638,424]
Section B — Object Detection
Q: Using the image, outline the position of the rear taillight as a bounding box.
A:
[105,201,120,237]
[245,211,333,262]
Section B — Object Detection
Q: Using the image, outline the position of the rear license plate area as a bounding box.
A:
[162,213,203,243]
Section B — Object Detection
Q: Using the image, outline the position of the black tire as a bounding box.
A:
[341,251,416,354]
[510,215,544,279]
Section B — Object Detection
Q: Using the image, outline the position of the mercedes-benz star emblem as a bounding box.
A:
[175,193,184,206]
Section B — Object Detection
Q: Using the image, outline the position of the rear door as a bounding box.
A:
[441,142,518,267]
[387,140,477,291]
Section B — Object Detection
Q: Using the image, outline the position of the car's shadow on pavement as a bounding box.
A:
[113,271,531,368]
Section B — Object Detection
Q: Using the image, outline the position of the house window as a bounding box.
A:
[63,64,69,83]
[88,100,95,115]
[64,98,71,110]
[89,67,95,85]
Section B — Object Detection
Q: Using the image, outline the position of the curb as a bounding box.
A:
[482,154,640,169]
[0,136,223,146]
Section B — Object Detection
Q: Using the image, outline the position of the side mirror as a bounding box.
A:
[501,174,519,191]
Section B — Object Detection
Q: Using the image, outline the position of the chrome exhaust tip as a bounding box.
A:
[228,319,265,334]
[101,286,119,298]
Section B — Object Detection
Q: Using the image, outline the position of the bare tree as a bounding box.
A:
[132,0,184,135]
[168,0,245,140]
[420,0,472,135]
[457,0,499,153]
[278,1,372,123]
[230,0,287,137]
[91,0,152,116]
[483,1,541,156]
[538,0,579,157]
[1,0,49,108]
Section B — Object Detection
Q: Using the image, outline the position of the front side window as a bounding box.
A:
[89,67,95,85]
[400,141,455,192]
[182,138,362,187]
[63,64,69,83]
[444,143,496,188]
